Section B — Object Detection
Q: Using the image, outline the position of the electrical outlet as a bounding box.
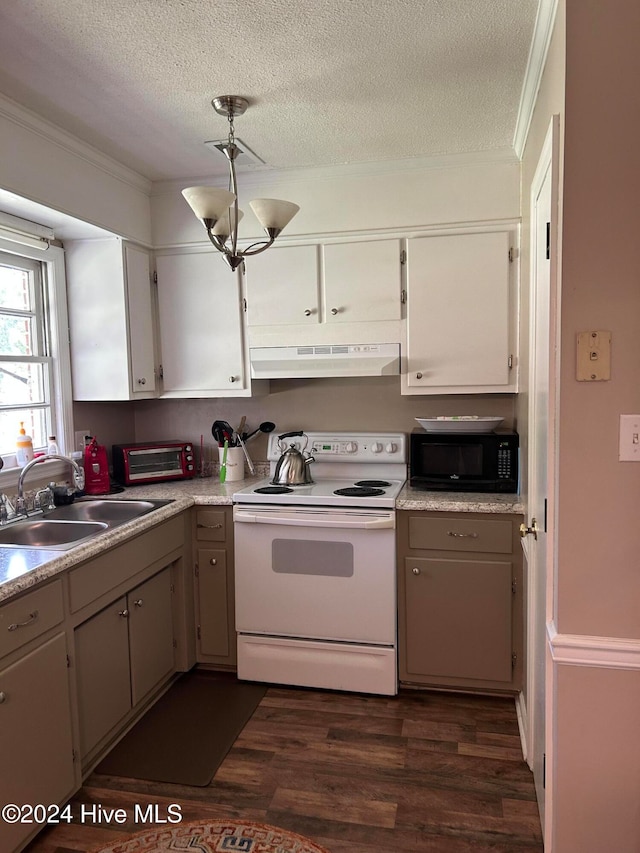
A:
[74,429,91,451]
[619,415,640,461]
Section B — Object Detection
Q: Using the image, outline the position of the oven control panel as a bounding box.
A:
[268,432,407,463]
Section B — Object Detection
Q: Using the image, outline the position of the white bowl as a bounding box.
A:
[415,416,505,433]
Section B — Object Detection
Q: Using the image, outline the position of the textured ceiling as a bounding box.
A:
[0,0,540,182]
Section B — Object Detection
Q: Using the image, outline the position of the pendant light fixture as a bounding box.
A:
[182,96,300,271]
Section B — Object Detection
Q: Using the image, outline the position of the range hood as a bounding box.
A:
[250,343,400,379]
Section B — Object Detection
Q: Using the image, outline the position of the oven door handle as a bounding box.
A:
[234,509,395,529]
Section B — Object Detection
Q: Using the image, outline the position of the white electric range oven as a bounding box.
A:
[232,431,406,696]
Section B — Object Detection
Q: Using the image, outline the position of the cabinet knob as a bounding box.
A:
[0,691,6,704]
[304,309,312,316]
[412,567,421,575]
[209,557,218,566]
[133,598,144,607]
[229,376,237,383]
[118,608,129,618]
[331,307,339,315]
[137,377,146,385]
[416,372,423,379]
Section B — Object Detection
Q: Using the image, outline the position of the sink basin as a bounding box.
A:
[48,498,166,525]
[0,519,108,549]
[0,498,172,550]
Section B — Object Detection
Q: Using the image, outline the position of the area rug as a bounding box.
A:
[88,819,331,853]
[94,670,267,787]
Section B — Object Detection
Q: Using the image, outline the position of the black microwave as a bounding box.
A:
[409,430,519,493]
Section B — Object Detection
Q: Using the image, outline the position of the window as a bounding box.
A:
[0,236,73,475]
[0,251,54,453]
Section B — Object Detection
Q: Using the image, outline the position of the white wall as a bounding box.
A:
[151,157,521,248]
[0,93,152,245]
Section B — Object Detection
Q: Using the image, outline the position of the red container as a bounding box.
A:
[83,438,111,495]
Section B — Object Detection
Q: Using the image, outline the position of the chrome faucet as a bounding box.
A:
[16,453,85,515]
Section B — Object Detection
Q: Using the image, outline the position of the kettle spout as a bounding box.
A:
[304,453,315,466]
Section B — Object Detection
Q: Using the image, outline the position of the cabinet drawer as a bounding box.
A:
[68,515,183,613]
[0,581,64,658]
[195,509,227,541]
[408,515,512,554]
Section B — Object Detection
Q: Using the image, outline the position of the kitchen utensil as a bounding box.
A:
[212,419,235,445]
[270,431,315,486]
[236,415,246,440]
[415,416,504,434]
[219,439,228,483]
[236,431,255,475]
[244,421,276,442]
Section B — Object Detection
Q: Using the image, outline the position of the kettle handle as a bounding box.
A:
[278,431,303,440]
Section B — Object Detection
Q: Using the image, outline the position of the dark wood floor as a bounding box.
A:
[24,683,543,853]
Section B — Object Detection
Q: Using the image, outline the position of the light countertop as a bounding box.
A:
[0,474,524,604]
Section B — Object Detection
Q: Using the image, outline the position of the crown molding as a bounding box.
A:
[513,0,560,159]
[151,147,520,196]
[0,92,151,195]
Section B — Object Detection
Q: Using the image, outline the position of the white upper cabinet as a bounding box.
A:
[402,231,516,395]
[245,244,319,326]
[155,250,266,398]
[245,238,403,346]
[66,238,157,401]
[322,240,402,323]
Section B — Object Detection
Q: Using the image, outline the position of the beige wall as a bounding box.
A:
[558,0,640,640]
[551,1,640,850]
[132,381,517,467]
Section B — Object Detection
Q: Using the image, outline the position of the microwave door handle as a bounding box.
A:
[233,509,395,530]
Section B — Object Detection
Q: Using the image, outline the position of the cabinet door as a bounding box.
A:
[402,556,513,683]
[128,568,175,705]
[245,244,319,326]
[405,231,513,393]
[323,239,402,323]
[0,633,75,853]
[156,251,246,394]
[124,243,157,394]
[196,548,230,658]
[75,596,131,758]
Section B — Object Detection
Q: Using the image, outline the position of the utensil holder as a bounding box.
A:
[218,446,245,481]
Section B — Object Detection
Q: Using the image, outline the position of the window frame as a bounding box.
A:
[0,236,73,488]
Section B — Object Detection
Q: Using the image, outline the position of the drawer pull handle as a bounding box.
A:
[133,599,144,608]
[447,531,478,539]
[0,691,6,704]
[412,567,420,575]
[209,558,218,566]
[119,609,129,618]
[8,610,39,631]
[197,523,223,529]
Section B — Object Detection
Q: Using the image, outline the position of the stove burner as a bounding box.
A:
[333,486,385,497]
[255,486,294,494]
[354,480,391,488]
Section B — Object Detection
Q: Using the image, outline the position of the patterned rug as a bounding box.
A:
[89,819,332,853]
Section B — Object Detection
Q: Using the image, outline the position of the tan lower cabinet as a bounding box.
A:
[0,581,75,853]
[193,507,236,666]
[75,567,175,760]
[397,510,524,692]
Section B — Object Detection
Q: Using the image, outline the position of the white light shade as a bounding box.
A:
[182,186,235,221]
[249,198,300,231]
[212,208,244,238]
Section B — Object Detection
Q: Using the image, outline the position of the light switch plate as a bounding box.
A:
[576,330,611,381]
[619,415,640,461]
[74,429,91,451]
